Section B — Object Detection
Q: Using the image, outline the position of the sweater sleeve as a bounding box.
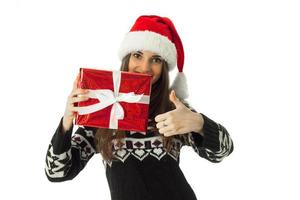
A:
[179,104,234,163]
[44,116,98,182]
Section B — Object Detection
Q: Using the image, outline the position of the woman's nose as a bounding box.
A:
[139,61,152,74]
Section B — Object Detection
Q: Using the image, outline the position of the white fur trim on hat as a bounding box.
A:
[170,72,189,100]
[118,30,177,71]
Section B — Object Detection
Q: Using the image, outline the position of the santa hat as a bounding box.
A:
[118,15,188,99]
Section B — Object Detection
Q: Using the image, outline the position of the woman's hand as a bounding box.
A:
[154,90,204,137]
[62,74,89,133]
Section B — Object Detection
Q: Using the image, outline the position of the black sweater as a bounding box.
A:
[44,110,234,200]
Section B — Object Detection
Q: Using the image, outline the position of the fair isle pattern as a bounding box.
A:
[45,115,234,180]
[71,132,96,160]
[185,123,233,163]
[45,130,96,179]
[45,144,72,178]
[103,136,183,168]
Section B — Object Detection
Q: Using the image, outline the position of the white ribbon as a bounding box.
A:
[77,70,150,129]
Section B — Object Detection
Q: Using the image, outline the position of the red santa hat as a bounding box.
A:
[118,15,188,99]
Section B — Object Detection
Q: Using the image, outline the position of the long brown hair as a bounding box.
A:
[94,53,177,163]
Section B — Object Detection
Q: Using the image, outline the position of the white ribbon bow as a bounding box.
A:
[77,70,150,129]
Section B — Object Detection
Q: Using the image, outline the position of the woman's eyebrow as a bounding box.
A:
[152,55,162,58]
[135,51,162,58]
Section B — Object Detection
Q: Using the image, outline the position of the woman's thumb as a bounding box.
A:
[169,90,181,108]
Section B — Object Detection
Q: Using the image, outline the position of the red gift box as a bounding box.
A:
[75,68,152,133]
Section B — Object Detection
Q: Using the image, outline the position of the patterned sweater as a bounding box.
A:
[44,110,234,200]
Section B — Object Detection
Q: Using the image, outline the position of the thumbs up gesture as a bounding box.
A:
[154,90,205,137]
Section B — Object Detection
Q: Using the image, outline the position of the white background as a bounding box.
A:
[0,0,299,199]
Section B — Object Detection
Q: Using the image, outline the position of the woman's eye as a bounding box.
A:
[152,58,162,64]
[133,53,142,59]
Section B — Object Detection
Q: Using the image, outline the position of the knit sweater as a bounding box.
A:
[44,109,234,200]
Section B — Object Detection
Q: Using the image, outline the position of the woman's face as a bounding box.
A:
[128,50,163,85]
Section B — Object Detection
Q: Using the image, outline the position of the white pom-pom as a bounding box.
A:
[170,72,189,100]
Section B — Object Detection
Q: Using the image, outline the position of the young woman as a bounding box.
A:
[45,15,234,200]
